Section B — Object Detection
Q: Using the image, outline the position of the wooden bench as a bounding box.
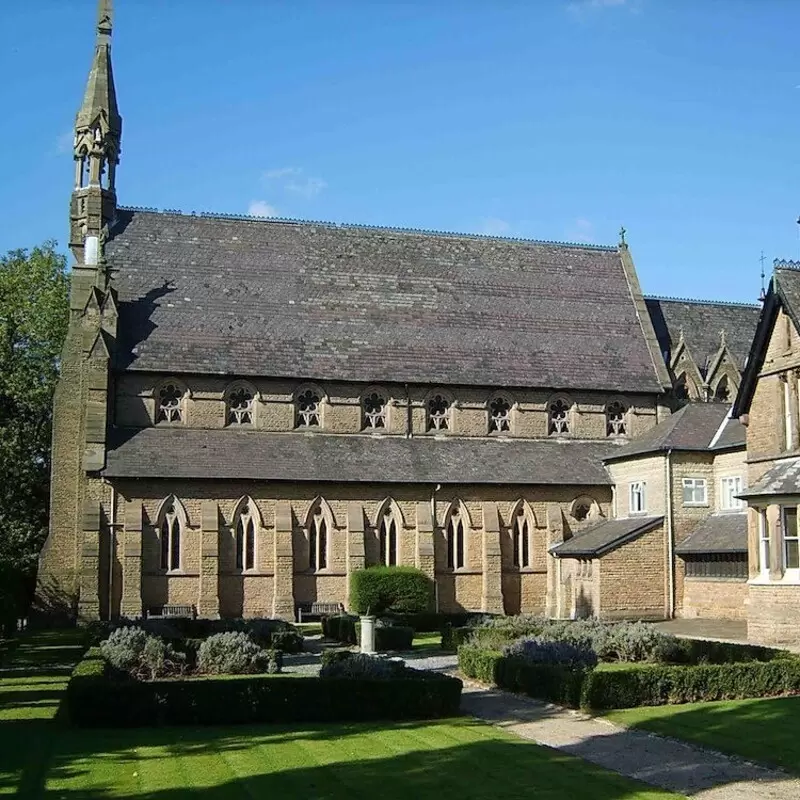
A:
[145,604,197,620]
[297,602,344,623]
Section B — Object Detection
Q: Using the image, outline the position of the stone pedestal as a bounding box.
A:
[360,615,376,654]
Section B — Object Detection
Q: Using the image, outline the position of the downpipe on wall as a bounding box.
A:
[665,448,675,619]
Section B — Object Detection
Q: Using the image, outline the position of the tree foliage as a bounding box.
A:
[0,242,68,625]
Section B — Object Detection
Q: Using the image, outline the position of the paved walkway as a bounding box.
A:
[460,682,800,800]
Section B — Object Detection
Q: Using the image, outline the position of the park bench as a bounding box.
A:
[297,601,344,623]
[145,604,197,620]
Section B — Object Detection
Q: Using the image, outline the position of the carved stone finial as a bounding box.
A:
[719,328,727,347]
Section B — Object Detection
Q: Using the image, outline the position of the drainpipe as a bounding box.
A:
[107,482,118,621]
[431,482,441,612]
[665,449,675,619]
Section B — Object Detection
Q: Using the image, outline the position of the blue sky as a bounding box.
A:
[1,0,799,303]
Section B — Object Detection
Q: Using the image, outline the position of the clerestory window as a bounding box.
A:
[363,391,387,430]
[548,397,571,436]
[606,401,627,437]
[296,389,322,429]
[157,382,185,424]
[227,386,255,426]
[489,396,512,433]
[427,394,452,432]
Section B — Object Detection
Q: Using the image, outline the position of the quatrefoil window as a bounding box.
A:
[427,394,451,431]
[489,397,512,432]
[548,398,570,436]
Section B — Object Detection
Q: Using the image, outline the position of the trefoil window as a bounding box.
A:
[446,508,465,570]
[606,401,627,436]
[489,397,512,433]
[160,503,181,571]
[157,383,184,423]
[363,392,387,430]
[427,394,451,432]
[548,398,570,436]
[682,478,707,506]
[228,387,254,426]
[235,503,257,571]
[379,511,398,566]
[512,509,531,568]
[629,481,646,514]
[297,389,321,428]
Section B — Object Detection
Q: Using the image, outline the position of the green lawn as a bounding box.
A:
[3,631,682,800]
[605,696,800,775]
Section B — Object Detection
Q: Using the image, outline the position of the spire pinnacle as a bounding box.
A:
[97,0,113,45]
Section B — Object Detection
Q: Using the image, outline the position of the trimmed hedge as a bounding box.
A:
[322,614,414,651]
[383,612,495,634]
[349,566,432,615]
[442,625,475,651]
[67,649,462,727]
[458,644,800,710]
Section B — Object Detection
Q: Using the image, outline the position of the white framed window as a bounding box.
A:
[720,476,744,511]
[629,481,646,514]
[682,477,708,506]
[758,509,770,576]
[783,507,799,571]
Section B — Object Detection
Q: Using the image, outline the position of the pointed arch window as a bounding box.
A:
[156,381,185,424]
[427,393,452,432]
[489,396,512,433]
[446,507,465,570]
[296,388,322,429]
[159,501,182,572]
[234,501,257,571]
[547,397,571,436]
[674,374,691,402]
[714,376,731,403]
[363,391,387,430]
[227,385,255,426]
[309,505,329,571]
[379,509,398,566]
[606,400,628,437]
[512,507,531,569]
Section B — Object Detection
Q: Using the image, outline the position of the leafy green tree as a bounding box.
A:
[0,242,68,629]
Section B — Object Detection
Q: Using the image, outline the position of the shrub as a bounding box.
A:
[323,614,358,644]
[100,627,150,672]
[320,648,353,668]
[99,627,185,680]
[442,625,474,651]
[504,636,598,670]
[197,632,270,675]
[320,653,402,680]
[371,623,414,652]
[381,612,488,633]
[67,652,463,727]
[349,566,433,615]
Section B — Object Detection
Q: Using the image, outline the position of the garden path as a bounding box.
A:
[460,682,800,800]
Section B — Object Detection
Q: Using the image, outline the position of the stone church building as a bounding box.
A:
[38,2,763,624]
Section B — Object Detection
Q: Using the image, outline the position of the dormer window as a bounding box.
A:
[489,396,512,433]
[296,389,321,428]
[427,394,452,432]
[363,391,387,430]
[227,386,254,426]
[157,382,185,424]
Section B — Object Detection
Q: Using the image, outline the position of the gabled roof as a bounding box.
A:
[675,514,747,555]
[739,457,800,499]
[645,297,760,376]
[102,428,617,485]
[106,209,666,392]
[550,516,663,557]
[734,266,800,417]
[603,402,741,462]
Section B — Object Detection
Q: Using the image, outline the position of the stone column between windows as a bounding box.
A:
[77,500,102,622]
[747,506,760,579]
[545,503,565,618]
[767,504,783,581]
[415,502,435,581]
[272,501,295,621]
[120,500,143,618]
[790,373,800,450]
[481,502,504,614]
[346,503,366,611]
[198,500,220,618]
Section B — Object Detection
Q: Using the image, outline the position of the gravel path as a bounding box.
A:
[460,683,800,800]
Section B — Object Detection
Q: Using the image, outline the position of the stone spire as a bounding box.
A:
[70,0,122,266]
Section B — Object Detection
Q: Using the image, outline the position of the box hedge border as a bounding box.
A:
[67,648,462,727]
[458,644,800,710]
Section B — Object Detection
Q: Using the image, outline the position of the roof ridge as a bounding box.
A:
[116,206,618,251]
[645,294,760,309]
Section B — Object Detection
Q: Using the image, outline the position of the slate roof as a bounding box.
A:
[102,428,618,485]
[645,297,760,375]
[675,514,747,555]
[603,403,739,462]
[710,416,746,450]
[106,209,665,392]
[739,457,800,499]
[550,516,664,557]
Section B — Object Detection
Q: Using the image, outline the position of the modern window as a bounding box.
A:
[159,502,182,572]
[682,478,708,506]
[548,397,571,436]
[296,388,322,428]
[379,509,398,566]
[363,391,387,430]
[227,386,254,426]
[156,382,185,424]
[489,396,512,433]
[720,476,744,511]
[684,553,748,579]
[309,505,328,571]
[446,507,465,569]
[758,509,770,576]
[629,481,646,514]
[606,401,627,437]
[512,508,531,568]
[235,501,257,571]
[427,394,452,432]
[783,506,799,570]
